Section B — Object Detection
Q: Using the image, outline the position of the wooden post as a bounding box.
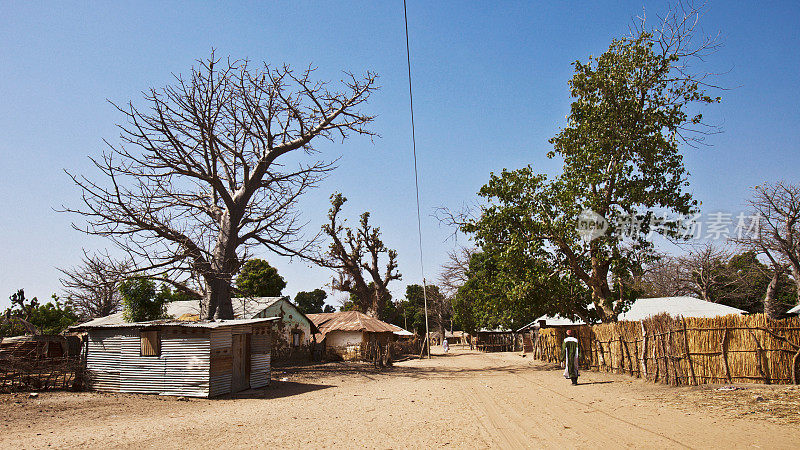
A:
[663,329,671,385]
[721,328,732,383]
[653,331,660,383]
[793,348,800,385]
[623,338,633,375]
[682,318,697,386]
[748,329,771,385]
[641,322,648,380]
[596,340,606,371]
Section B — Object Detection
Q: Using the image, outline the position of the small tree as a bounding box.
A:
[294,289,328,314]
[236,259,286,298]
[1,290,78,337]
[438,247,475,299]
[58,252,129,319]
[321,193,401,317]
[404,284,450,338]
[119,279,169,322]
[674,244,734,302]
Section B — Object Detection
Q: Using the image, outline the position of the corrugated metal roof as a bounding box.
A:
[529,315,587,329]
[531,296,746,328]
[307,311,400,334]
[73,297,285,328]
[617,296,746,321]
[445,331,466,338]
[72,317,279,330]
[787,304,800,315]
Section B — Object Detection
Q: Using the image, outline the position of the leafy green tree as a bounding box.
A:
[460,20,720,322]
[0,290,78,337]
[339,282,397,323]
[401,284,453,336]
[339,296,357,312]
[236,259,286,298]
[119,279,170,322]
[294,289,328,314]
[401,284,428,336]
[452,251,594,333]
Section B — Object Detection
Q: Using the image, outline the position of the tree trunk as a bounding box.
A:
[591,284,615,322]
[205,277,234,320]
[203,211,238,320]
[791,265,800,305]
[764,267,783,320]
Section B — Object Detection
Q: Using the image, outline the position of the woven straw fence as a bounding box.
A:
[532,314,800,386]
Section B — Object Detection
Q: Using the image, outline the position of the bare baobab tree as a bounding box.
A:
[64,53,378,319]
[322,193,401,318]
[674,243,734,302]
[735,182,800,317]
[58,252,131,319]
[438,246,475,299]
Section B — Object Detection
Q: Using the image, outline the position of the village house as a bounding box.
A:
[169,297,320,364]
[474,328,514,352]
[307,311,399,361]
[77,297,318,365]
[71,317,278,398]
[445,330,469,346]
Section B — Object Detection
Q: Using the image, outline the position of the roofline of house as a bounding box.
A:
[69,316,280,331]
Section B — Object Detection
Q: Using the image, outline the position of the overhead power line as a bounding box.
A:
[402,0,430,359]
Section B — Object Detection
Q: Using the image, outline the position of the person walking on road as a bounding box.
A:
[562,329,579,385]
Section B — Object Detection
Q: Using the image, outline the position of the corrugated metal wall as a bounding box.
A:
[251,330,270,388]
[161,329,211,397]
[86,330,123,391]
[209,329,233,397]
[86,324,271,398]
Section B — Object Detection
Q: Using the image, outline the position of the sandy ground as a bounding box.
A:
[1,348,799,449]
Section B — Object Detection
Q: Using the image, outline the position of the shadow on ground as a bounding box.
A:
[273,355,563,382]
[220,380,334,400]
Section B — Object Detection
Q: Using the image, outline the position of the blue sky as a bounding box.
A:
[1,1,798,310]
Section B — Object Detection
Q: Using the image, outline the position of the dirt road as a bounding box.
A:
[2,349,799,449]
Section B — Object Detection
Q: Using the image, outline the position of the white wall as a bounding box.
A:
[326,330,364,348]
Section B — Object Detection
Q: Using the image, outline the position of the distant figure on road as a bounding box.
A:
[562,330,579,385]
[442,337,449,353]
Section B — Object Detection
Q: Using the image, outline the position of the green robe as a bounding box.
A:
[562,336,579,379]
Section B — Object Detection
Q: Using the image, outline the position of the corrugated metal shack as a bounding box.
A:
[71,317,278,398]
[81,297,319,364]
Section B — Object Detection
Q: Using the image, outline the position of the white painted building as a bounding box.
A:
[530,296,746,328]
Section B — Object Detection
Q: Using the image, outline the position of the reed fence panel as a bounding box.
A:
[531,314,800,386]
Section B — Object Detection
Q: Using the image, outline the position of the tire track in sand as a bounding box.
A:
[509,368,693,449]
[458,378,538,449]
